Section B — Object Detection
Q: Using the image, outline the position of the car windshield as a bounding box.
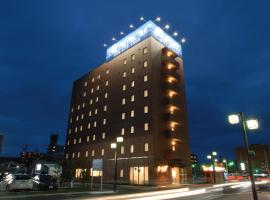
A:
[15,175,31,180]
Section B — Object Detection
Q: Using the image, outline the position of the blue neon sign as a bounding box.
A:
[106,20,182,61]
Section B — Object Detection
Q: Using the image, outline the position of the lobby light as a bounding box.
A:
[246,119,259,130]
[228,114,240,124]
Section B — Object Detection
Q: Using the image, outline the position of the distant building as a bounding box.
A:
[47,134,64,159]
[190,154,198,166]
[64,20,192,185]
[235,144,270,174]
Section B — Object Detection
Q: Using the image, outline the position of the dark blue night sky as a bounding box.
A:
[1,0,270,162]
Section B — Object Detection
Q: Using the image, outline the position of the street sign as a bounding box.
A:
[92,159,103,170]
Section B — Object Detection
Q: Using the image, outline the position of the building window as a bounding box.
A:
[93,134,96,141]
[131,54,135,61]
[106,69,110,74]
[144,123,149,131]
[81,114,84,119]
[123,72,126,77]
[122,98,126,105]
[91,77,95,83]
[83,92,86,97]
[143,61,148,68]
[91,150,95,157]
[65,153,69,159]
[131,81,135,87]
[88,123,91,129]
[75,127,78,133]
[87,136,90,142]
[130,110,135,117]
[120,169,124,178]
[104,93,108,98]
[121,146,124,154]
[72,153,75,158]
[94,121,97,127]
[101,149,104,156]
[95,109,98,115]
[77,105,80,110]
[105,81,109,86]
[144,143,149,152]
[82,103,85,108]
[85,151,89,158]
[79,138,82,143]
[96,85,100,91]
[144,75,148,82]
[122,113,125,120]
[122,84,126,91]
[68,129,71,134]
[131,67,135,74]
[172,146,176,151]
[144,106,149,114]
[89,111,92,116]
[67,140,70,145]
[103,118,107,125]
[97,74,100,79]
[90,99,93,105]
[121,128,125,135]
[123,59,127,65]
[131,95,135,102]
[130,145,134,153]
[102,132,106,139]
[80,125,83,131]
[76,116,79,121]
[130,126,134,134]
[95,97,99,102]
[77,152,80,158]
[143,47,148,54]
[70,118,72,124]
[91,88,94,93]
[104,105,107,111]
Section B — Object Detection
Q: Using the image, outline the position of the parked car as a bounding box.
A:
[32,174,58,190]
[5,174,33,191]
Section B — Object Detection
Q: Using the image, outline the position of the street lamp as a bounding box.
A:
[228,112,259,200]
[111,136,124,192]
[207,151,218,183]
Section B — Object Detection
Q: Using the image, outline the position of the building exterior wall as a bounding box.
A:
[64,37,191,185]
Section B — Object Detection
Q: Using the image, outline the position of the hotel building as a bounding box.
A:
[64,21,192,185]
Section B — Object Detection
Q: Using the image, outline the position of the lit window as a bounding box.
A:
[121,128,125,135]
[144,123,149,131]
[123,59,127,65]
[74,139,77,144]
[67,140,70,145]
[71,108,74,113]
[172,146,176,151]
[75,115,78,121]
[105,81,109,86]
[92,78,95,82]
[70,118,72,124]
[68,129,71,134]
[96,85,100,91]
[101,149,104,156]
[120,169,124,178]
[131,81,135,87]
[91,88,94,93]
[80,125,83,131]
[103,118,107,125]
[121,146,124,154]
[131,95,135,102]
[93,134,96,141]
[94,121,97,127]
[106,69,110,74]
[77,105,80,110]
[87,122,91,129]
[144,75,148,82]
[144,143,149,152]
[81,114,84,119]
[72,153,75,158]
[130,145,134,153]
[102,132,106,139]
[77,152,80,158]
[143,61,148,68]
[97,74,100,79]
[83,92,86,97]
[104,105,107,111]
[82,103,85,108]
[130,110,135,117]
[123,72,126,77]
[104,93,108,98]
[143,47,148,54]
[66,153,69,159]
[75,127,78,133]
[87,136,90,142]
[131,54,135,61]
[96,97,99,102]
[131,67,135,74]
[144,106,148,114]
[95,109,98,115]
[122,84,126,91]
[90,99,93,104]
[79,138,82,143]
[122,98,126,105]
[91,150,95,157]
[130,126,134,133]
[85,151,89,158]
[122,113,125,120]
[89,111,92,116]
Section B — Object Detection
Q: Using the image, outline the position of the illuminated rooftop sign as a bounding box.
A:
[106,20,182,61]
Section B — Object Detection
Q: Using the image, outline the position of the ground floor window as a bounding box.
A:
[129,166,149,185]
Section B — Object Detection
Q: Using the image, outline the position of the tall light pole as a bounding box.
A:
[111,136,124,192]
[228,112,259,200]
[207,151,217,184]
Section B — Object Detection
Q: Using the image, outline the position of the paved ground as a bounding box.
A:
[0,181,269,200]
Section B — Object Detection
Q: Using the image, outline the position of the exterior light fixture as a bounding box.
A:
[207,155,211,159]
[172,141,176,145]
[165,24,170,29]
[111,143,117,149]
[112,37,117,41]
[246,119,259,130]
[181,38,186,44]
[120,31,124,35]
[140,17,145,21]
[103,44,107,47]
[228,114,240,124]
[212,151,217,156]
[36,164,42,171]
[173,32,178,36]
[240,162,246,171]
[129,24,134,28]
[155,17,161,22]
[223,159,227,163]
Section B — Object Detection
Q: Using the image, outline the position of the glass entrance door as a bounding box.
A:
[130,166,149,185]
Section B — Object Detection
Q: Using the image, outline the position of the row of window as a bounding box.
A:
[123,47,148,65]
[121,106,149,120]
[66,142,149,159]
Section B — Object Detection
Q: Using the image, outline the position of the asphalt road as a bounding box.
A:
[1,182,270,200]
